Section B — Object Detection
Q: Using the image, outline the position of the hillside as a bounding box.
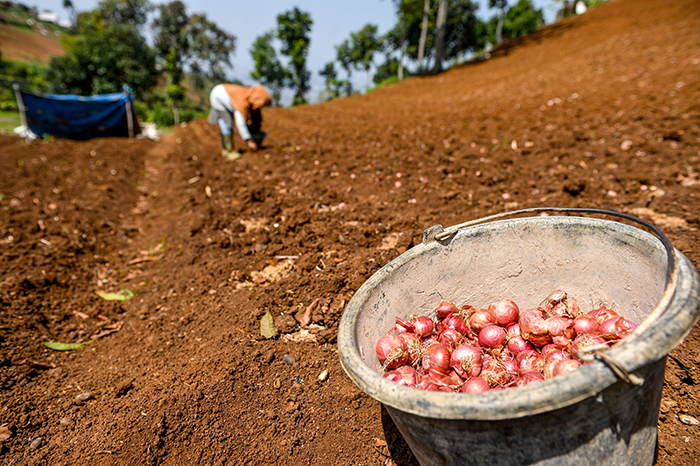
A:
[1,0,699,464]
[0,5,65,63]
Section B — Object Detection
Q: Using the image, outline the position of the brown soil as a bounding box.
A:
[1,0,700,464]
[0,16,64,64]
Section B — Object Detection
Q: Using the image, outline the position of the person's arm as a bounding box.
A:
[233,110,258,151]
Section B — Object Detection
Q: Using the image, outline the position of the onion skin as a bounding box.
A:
[488,299,520,326]
[422,343,451,374]
[478,324,506,349]
[507,335,534,354]
[552,359,582,376]
[439,328,463,352]
[481,358,511,387]
[588,305,620,324]
[599,317,637,341]
[435,301,459,319]
[573,315,599,335]
[384,366,418,387]
[376,333,408,369]
[517,349,545,374]
[443,314,469,336]
[515,371,545,387]
[412,315,435,338]
[461,377,490,393]
[427,369,463,390]
[397,332,423,367]
[450,344,483,379]
[548,289,567,305]
[519,308,552,346]
[571,333,609,360]
[468,309,498,334]
[395,317,412,333]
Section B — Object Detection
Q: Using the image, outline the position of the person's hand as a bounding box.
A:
[247,140,258,151]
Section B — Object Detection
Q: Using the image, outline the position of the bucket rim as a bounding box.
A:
[337,211,700,420]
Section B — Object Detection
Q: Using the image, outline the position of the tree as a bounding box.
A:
[417,0,431,71]
[441,0,486,63]
[487,0,544,45]
[250,30,289,105]
[349,24,380,92]
[432,0,448,73]
[319,62,346,100]
[276,7,313,106]
[96,0,153,26]
[152,1,236,124]
[46,22,158,98]
[335,39,355,96]
[489,0,508,45]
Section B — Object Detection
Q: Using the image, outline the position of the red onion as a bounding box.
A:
[514,371,545,387]
[384,366,418,387]
[571,333,609,360]
[395,316,412,333]
[544,349,569,362]
[443,314,469,336]
[547,289,567,304]
[599,316,637,341]
[481,358,511,387]
[566,299,581,317]
[546,316,574,341]
[552,359,582,376]
[435,301,459,319]
[519,308,551,346]
[507,335,533,354]
[415,378,441,391]
[478,324,506,349]
[411,315,434,338]
[573,315,599,335]
[461,377,490,393]
[427,369,463,390]
[488,299,520,326]
[543,358,560,379]
[376,333,408,369]
[505,322,521,339]
[450,344,483,379]
[588,305,620,324]
[439,328,463,352]
[502,357,520,378]
[516,349,545,374]
[468,309,497,333]
[540,343,563,357]
[422,343,451,374]
[397,332,423,367]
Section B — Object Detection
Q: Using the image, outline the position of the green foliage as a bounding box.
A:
[45,22,158,98]
[276,7,313,106]
[152,1,236,122]
[373,56,401,85]
[250,30,289,105]
[319,61,347,100]
[487,0,544,45]
[44,341,92,351]
[335,39,355,96]
[383,0,486,72]
[96,0,153,26]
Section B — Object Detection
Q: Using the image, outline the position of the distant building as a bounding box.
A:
[37,11,59,23]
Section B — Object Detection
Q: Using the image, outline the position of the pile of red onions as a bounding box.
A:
[376,289,638,393]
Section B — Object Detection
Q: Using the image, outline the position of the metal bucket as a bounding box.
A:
[338,208,700,466]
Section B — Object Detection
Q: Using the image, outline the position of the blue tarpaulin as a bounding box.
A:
[16,88,140,140]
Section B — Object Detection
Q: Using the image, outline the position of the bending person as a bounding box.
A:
[208,84,272,160]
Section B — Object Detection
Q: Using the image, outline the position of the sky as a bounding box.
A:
[31,0,559,102]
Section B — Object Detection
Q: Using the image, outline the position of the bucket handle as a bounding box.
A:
[424,206,679,385]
